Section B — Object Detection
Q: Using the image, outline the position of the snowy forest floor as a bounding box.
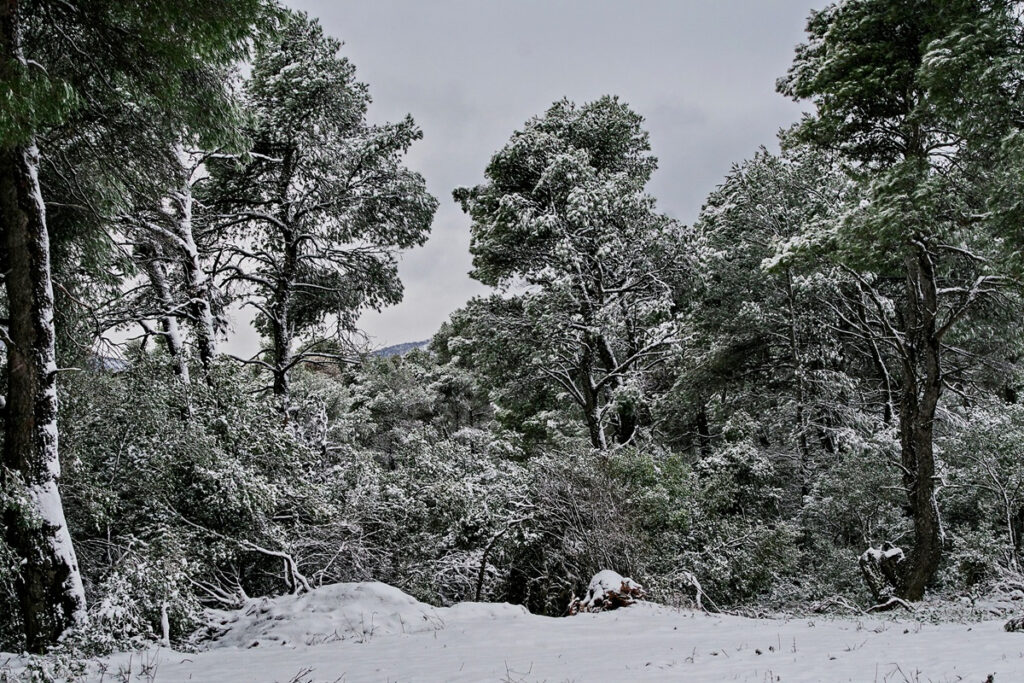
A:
[5,582,1024,682]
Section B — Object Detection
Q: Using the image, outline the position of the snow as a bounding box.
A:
[25,480,87,628]
[578,569,643,610]
[201,582,449,648]
[8,582,1024,682]
[862,544,905,565]
[587,569,640,595]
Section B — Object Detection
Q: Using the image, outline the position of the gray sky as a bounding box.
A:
[230,1,825,354]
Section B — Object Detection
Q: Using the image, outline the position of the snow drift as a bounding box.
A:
[201,582,528,649]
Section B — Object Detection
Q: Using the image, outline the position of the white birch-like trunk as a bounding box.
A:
[171,144,217,369]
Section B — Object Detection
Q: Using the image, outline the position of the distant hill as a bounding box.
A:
[373,340,430,357]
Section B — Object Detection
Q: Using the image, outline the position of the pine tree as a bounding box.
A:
[208,11,437,398]
[778,0,1024,600]
[452,97,690,449]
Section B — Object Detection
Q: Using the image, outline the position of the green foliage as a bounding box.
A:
[9,1,1024,662]
[45,356,315,647]
[209,9,437,342]
[450,96,690,448]
[940,401,1024,585]
[0,63,75,145]
[19,0,268,145]
[456,96,659,287]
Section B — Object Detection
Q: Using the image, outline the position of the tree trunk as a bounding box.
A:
[171,145,217,371]
[581,381,606,450]
[897,245,943,601]
[594,335,636,445]
[696,402,711,458]
[0,142,88,652]
[270,154,296,400]
[578,343,606,450]
[138,238,190,382]
[270,240,295,399]
[785,269,811,499]
[270,281,291,398]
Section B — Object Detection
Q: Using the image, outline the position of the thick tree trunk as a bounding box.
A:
[0,143,88,652]
[269,271,291,398]
[272,334,290,397]
[581,381,606,450]
[268,154,297,400]
[897,245,943,601]
[696,402,711,458]
[578,343,607,450]
[594,335,636,445]
[180,239,216,371]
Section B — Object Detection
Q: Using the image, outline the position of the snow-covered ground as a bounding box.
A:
[7,582,1024,682]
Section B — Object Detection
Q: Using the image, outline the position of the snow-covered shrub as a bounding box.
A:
[89,535,201,646]
[618,446,800,608]
[939,402,1024,592]
[798,433,906,600]
[0,479,23,650]
[313,431,529,606]
[54,357,325,645]
[250,358,531,607]
[500,451,641,615]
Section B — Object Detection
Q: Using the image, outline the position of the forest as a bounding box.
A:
[3,0,1024,679]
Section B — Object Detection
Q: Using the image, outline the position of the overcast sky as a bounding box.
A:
[230,1,826,353]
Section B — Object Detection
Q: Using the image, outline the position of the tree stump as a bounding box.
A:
[859,542,910,610]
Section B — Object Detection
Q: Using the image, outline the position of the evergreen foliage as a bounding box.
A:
[5,0,1024,660]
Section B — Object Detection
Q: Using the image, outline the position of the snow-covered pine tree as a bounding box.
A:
[678,145,864,502]
[778,0,1024,600]
[207,11,437,398]
[452,97,690,449]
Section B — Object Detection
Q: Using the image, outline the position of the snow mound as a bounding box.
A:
[572,569,645,613]
[203,582,445,649]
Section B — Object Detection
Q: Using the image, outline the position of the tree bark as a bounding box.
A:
[696,402,711,458]
[578,342,606,450]
[137,238,190,382]
[594,334,637,445]
[897,244,943,601]
[270,230,296,398]
[0,142,88,652]
[171,145,217,371]
[268,150,297,399]
[0,0,87,652]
